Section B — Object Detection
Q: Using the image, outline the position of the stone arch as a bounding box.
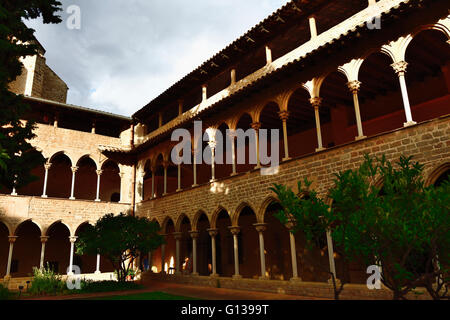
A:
[76,154,99,170]
[175,213,191,233]
[74,221,93,235]
[232,202,257,226]
[0,219,13,236]
[426,162,450,187]
[43,220,73,237]
[14,219,42,237]
[192,210,209,231]
[12,219,42,276]
[210,206,230,229]
[161,216,175,234]
[405,21,450,53]
[258,196,280,223]
[100,160,121,202]
[302,76,327,99]
[49,151,74,167]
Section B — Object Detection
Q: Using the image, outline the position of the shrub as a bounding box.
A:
[0,284,11,300]
[28,266,66,295]
[75,280,144,294]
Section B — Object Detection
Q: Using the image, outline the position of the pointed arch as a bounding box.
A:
[426,162,450,187]
[258,196,280,223]
[210,206,230,229]
[232,202,257,226]
[14,219,42,237]
[44,220,72,237]
[175,213,191,232]
[161,216,175,234]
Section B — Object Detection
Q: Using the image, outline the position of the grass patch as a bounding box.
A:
[87,291,200,300]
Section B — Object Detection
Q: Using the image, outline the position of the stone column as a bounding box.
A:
[95,170,103,202]
[192,146,198,187]
[229,227,242,279]
[5,236,18,279]
[265,46,272,64]
[41,163,52,198]
[189,231,200,276]
[230,69,236,85]
[148,251,153,271]
[286,219,301,281]
[161,235,167,273]
[118,172,124,203]
[173,232,182,274]
[254,224,268,279]
[228,132,237,176]
[68,236,78,275]
[151,168,156,199]
[209,140,217,182]
[207,229,219,277]
[347,80,367,140]
[163,161,169,196]
[326,229,338,283]
[251,122,261,169]
[69,166,78,200]
[176,164,182,192]
[278,110,291,161]
[39,236,49,269]
[391,61,416,127]
[310,98,325,152]
[95,254,101,274]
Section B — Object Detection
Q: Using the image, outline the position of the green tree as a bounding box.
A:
[0,0,62,189]
[76,213,165,282]
[271,155,450,300]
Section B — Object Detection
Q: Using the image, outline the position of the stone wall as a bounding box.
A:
[136,115,450,228]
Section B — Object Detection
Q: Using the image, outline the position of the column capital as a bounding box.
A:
[391,60,408,75]
[253,223,268,233]
[207,228,219,237]
[347,80,361,93]
[69,236,78,243]
[250,122,261,131]
[208,140,217,150]
[228,226,241,235]
[71,166,79,173]
[286,218,297,231]
[309,97,323,109]
[44,163,52,171]
[173,232,183,241]
[189,231,200,239]
[162,160,170,169]
[96,170,103,176]
[40,236,49,243]
[8,236,18,243]
[278,110,290,122]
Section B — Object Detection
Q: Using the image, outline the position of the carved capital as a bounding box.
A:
[189,231,200,239]
[251,122,261,131]
[96,170,103,176]
[228,226,241,236]
[391,61,408,75]
[69,236,78,243]
[162,160,170,169]
[347,80,361,93]
[285,218,297,231]
[8,236,18,244]
[207,228,219,237]
[40,236,49,243]
[278,110,290,122]
[173,232,183,241]
[208,140,217,150]
[253,223,268,233]
[71,166,79,174]
[44,163,52,171]
[309,97,323,109]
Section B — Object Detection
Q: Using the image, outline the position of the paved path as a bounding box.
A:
[22,280,328,300]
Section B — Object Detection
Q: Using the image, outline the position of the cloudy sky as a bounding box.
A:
[25,0,289,116]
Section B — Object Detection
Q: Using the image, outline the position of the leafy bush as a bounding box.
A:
[28,266,66,295]
[0,284,11,300]
[74,280,144,294]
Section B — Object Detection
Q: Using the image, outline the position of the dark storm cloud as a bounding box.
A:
[25,0,289,116]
